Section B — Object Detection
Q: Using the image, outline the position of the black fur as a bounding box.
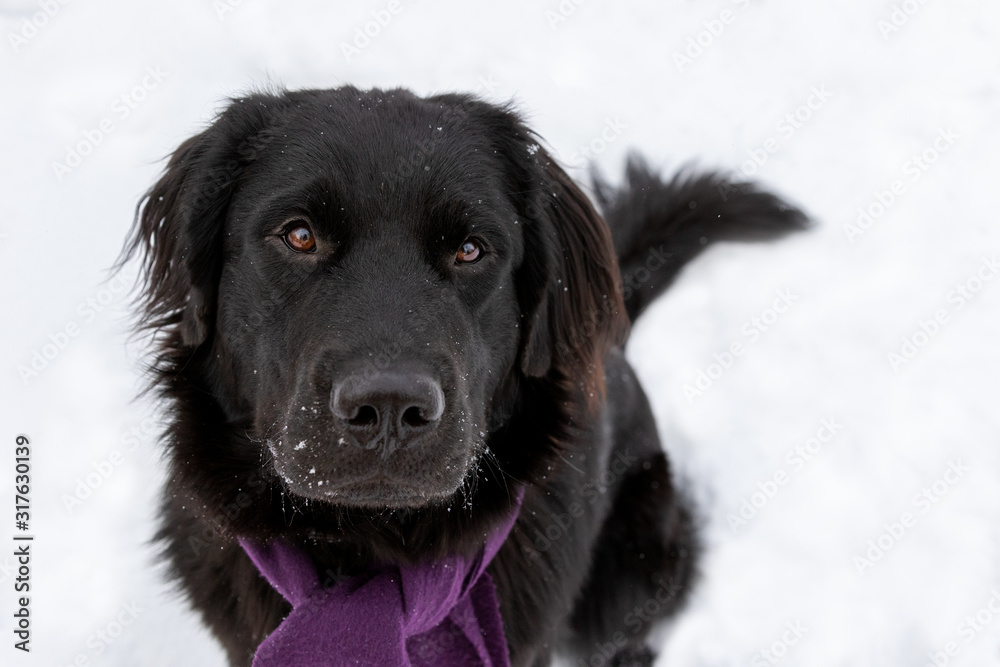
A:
[122,86,804,666]
[594,158,808,322]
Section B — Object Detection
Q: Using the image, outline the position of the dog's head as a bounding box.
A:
[127,87,626,516]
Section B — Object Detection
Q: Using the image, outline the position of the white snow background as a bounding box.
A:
[1,1,998,665]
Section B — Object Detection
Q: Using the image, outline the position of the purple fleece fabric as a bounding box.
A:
[238,488,524,667]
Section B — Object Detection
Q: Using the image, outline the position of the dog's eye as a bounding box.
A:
[283,221,316,253]
[456,239,482,264]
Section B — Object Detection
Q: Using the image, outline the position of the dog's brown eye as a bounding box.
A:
[283,222,316,253]
[456,239,482,264]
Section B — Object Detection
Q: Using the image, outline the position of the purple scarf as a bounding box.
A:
[238,489,523,667]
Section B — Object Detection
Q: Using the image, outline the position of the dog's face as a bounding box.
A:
[129,87,626,517]
[216,99,528,508]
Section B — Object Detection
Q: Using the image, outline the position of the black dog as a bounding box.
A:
[123,86,804,666]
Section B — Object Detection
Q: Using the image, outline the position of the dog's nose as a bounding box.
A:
[331,372,445,452]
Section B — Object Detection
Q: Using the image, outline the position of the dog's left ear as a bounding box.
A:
[517,149,629,397]
[120,93,288,350]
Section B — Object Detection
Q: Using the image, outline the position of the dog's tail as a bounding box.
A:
[594,155,808,324]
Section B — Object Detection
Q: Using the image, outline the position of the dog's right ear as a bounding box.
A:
[121,94,287,348]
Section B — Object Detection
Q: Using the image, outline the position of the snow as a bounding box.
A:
[2,0,999,665]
